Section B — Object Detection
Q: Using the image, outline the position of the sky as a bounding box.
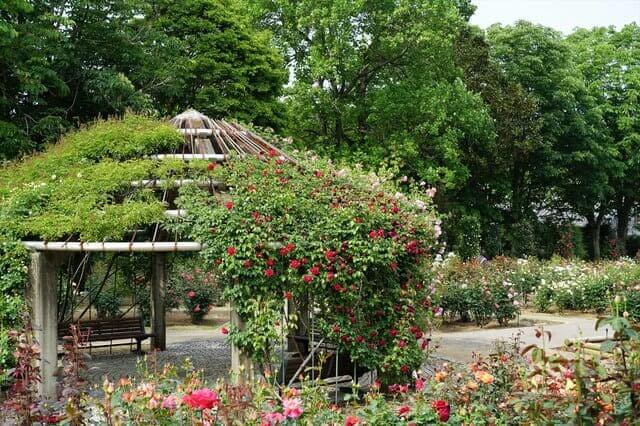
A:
[471,0,640,33]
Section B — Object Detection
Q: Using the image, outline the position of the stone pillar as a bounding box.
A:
[150,253,167,350]
[28,252,63,399]
[230,307,253,383]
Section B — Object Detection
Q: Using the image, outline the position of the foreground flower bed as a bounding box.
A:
[2,311,638,425]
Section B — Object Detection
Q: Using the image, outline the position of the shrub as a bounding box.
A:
[171,264,221,324]
[93,292,122,319]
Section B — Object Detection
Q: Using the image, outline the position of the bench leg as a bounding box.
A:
[135,339,142,356]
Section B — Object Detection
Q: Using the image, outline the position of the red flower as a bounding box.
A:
[314,170,323,178]
[345,416,360,426]
[332,283,344,292]
[415,377,425,391]
[243,260,253,269]
[225,201,234,210]
[289,259,301,269]
[397,405,411,417]
[431,400,450,422]
[183,388,220,410]
[324,249,337,262]
[284,291,293,300]
[221,326,229,335]
[268,148,278,157]
[355,335,365,343]
[310,265,321,276]
[207,162,216,171]
[332,325,341,333]
[266,258,276,267]
[368,230,378,239]
[398,340,406,349]
[326,271,335,281]
[341,335,351,343]
[264,268,275,278]
[303,275,314,283]
[227,247,236,256]
[400,364,410,374]
[276,158,285,165]
[389,329,398,337]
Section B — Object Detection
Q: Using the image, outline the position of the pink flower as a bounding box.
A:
[345,416,360,426]
[303,275,314,284]
[282,397,303,419]
[289,259,301,269]
[182,388,219,410]
[397,405,411,417]
[415,378,425,391]
[161,394,178,410]
[193,305,201,312]
[187,291,196,298]
[263,411,286,425]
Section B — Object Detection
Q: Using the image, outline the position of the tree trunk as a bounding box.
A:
[592,223,601,261]
[616,198,632,256]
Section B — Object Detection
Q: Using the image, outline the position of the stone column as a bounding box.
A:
[28,252,63,399]
[150,253,167,350]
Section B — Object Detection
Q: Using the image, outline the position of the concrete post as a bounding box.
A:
[230,307,253,384]
[150,253,167,350]
[28,252,62,399]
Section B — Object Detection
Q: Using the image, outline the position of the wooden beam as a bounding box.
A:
[28,252,65,399]
[149,154,227,162]
[150,253,167,351]
[22,241,203,252]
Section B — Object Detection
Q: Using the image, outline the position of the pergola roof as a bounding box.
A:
[22,109,291,252]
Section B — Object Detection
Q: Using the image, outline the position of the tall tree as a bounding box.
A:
[568,24,640,255]
[139,0,287,128]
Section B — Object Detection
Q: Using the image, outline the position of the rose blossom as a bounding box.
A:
[262,411,285,425]
[397,405,411,417]
[227,246,236,256]
[161,395,178,410]
[182,388,220,410]
[432,400,450,422]
[345,415,360,426]
[282,397,303,419]
[187,291,196,298]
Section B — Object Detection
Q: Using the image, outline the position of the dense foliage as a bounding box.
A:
[172,154,441,382]
[0,0,285,160]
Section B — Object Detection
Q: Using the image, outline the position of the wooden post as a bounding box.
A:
[28,252,63,399]
[230,307,253,383]
[150,253,167,351]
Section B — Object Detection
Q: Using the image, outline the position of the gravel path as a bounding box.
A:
[85,335,231,385]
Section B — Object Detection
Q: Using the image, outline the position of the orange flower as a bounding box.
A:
[474,371,494,384]
[467,380,478,391]
[435,371,447,382]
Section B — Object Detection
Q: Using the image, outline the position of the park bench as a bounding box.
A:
[58,317,154,354]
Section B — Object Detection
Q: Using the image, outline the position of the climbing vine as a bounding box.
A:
[173,152,441,382]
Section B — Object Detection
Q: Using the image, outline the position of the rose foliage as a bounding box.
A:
[172,153,441,381]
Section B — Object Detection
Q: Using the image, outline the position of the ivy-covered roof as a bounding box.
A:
[0,115,210,242]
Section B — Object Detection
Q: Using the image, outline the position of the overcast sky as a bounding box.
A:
[471,0,640,33]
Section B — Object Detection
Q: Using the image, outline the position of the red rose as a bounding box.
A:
[289,259,301,269]
[243,260,253,269]
[398,340,406,349]
[266,258,275,267]
[207,162,216,171]
[355,335,364,343]
[268,148,278,157]
[332,283,344,292]
[332,325,341,333]
[221,326,229,335]
[314,170,323,178]
[183,388,220,410]
[341,335,350,343]
[326,271,335,281]
[368,230,378,239]
[225,201,233,210]
[264,268,275,278]
[431,400,450,422]
[400,364,409,374]
[284,291,293,300]
[397,405,411,417]
[325,249,337,262]
[389,329,398,337]
[345,416,360,426]
[303,275,314,283]
[310,265,320,276]
[227,247,236,256]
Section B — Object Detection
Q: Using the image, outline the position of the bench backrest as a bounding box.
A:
[58,317,144,340]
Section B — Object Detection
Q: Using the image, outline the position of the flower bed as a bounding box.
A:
[2,311,638,424]
[434,255,640,324]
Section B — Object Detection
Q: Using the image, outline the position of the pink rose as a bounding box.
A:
[182,388,219,410]
[187,291,196,298]
[262,411,286,425]
[161,395,178,410]
[282,397,303,419]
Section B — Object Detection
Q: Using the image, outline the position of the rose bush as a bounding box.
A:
[170,260,222,324]
[171,152,441,383]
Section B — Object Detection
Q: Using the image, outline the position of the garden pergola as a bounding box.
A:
[23,110,290,398]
